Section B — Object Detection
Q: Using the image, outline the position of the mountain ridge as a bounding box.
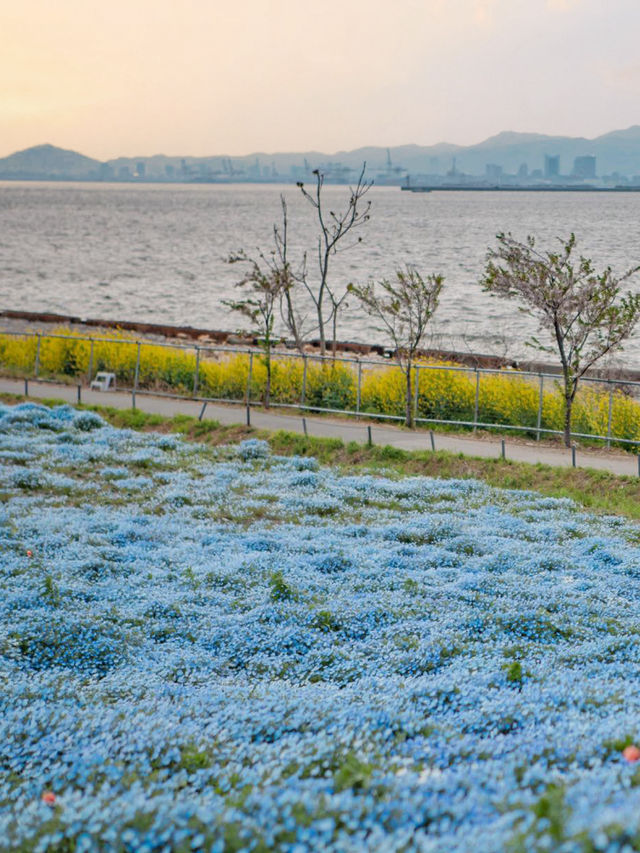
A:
[2,127,640,181]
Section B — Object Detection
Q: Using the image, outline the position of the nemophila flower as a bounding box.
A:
[3,401,640,850]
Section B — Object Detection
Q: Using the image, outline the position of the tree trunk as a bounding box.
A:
[317,305,326,356]
[405,366,414,429]
[563,394,573,447]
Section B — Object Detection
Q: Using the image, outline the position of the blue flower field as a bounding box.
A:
[3,403,640,851]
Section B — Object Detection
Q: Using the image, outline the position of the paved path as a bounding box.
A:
[2,376,639,477]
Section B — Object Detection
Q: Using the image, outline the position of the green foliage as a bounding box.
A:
[305,364,356,411]
[333,752,375,793]
[269,570,297,602]
[503,660,524,685]
[179,743,212,773]
[531,783,568,844]
[41,574,61,607]
[312,610,341,633]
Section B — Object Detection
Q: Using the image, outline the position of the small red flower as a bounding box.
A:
[623,745,640,763]
[41,791,56,805]
[26,550,32,557]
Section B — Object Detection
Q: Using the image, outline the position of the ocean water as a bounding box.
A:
[2,180,640,364]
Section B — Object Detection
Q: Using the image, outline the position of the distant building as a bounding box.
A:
[517,163,528,179]
[544,154,560,178]
[99,163,114,181]
[572,155,596,179]
[485,163,503,180]
[135,162,145,178]
[118,166,131,180]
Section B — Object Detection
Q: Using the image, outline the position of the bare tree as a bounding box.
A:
[482,232,640,446]
[225,243,292,408]
[350,266,444,428]
[296,164,372,356]
[272,196,314,353]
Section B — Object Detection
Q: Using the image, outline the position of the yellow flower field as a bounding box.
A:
[1,329,639,446]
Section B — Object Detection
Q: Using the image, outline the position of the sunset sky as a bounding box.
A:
[2,0,640,160]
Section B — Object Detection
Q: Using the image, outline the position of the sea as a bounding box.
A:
[2,180,640,365]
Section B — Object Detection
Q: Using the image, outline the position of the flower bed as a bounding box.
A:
[2,330,640,444]
[2,404,640,850]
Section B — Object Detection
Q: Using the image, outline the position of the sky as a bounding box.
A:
[2,0,640,160]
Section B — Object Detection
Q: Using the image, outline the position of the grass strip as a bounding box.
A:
[4,391,640,521]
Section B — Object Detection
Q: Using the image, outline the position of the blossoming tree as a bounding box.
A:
[482,232,640,447]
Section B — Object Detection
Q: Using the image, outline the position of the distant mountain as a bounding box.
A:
[452,129,640,175]
[0,144,101,179]
[595,125,640,142]
[2,128,640,183]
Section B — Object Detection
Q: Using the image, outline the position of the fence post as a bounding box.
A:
[473,368,480,433]
[571,445,576,468]
[132,342,141,409]
[77,383,82,404]
[367,425,373,447]
[536,373,544,441]
[606,385,614,449]
[193,346,200,397]
[302,417,308,436]
[34,333,41,378]
[356,359,362,418]
[87,338,94,383]
[413,365,420,428]
[301,355,308,407]
[430,430,435,451]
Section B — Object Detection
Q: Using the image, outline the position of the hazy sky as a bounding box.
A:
[2,0,640,159]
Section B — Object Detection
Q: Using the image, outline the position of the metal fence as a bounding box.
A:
[2,328,640,448]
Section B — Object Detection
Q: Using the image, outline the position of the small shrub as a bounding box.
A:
[269,570,297,602]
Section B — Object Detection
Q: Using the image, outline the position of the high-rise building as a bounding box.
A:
[544,154,560,178]
[485,163,503,180]
[572,155,596,179]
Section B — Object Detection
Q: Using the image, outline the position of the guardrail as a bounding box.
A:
[2,328,640,449]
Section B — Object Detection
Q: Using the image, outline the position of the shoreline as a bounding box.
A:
[2,307,639,382]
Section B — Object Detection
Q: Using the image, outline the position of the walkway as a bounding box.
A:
[1,376,638,477]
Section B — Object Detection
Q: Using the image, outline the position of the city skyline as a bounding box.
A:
[5,125,640,187]
[3,0,640,160]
